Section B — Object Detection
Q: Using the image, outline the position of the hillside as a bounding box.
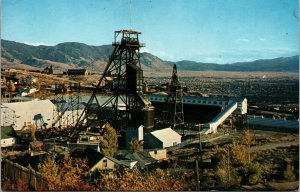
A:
[172,56,299,72]
[1,39,298,72]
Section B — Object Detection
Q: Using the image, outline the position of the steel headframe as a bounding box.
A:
[70,30,146,139]
[161,64,185,129]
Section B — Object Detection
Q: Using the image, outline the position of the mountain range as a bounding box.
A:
[1,39,299,72]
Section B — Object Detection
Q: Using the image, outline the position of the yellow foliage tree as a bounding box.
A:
[7,80,16,92]
[129,138,143,153]
[99,122,118,157]
[38,155,94,191]
[99,168,192,191]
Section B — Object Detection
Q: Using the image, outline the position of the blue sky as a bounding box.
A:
[2,0,299,63]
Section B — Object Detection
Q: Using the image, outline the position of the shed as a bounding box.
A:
[1,126,18,147]
[144,128,181,149]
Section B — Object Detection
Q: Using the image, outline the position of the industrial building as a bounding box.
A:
[1,100,55,130]
[148,94,247,134]
[66,69,90,76]
[1,99,85,131]
[248,115,299,133]
[144,127,182,149]
[1,105,16,127]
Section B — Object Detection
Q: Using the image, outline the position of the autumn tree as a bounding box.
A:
[38,154,61,190]
[38,154,94,191]
[283,162,296,181]
[7,80,16,92]
[99,122,118,157]
[211,138,263,187]
[129,138,143,153]
[99,168,192,191]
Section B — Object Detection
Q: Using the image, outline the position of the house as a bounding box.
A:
[2,100,55,130]
[1,126,18,147]
[125,151,157,169]
[144,127,181,149]
[67,69,90,76]
[78,131,101,143]
[70,147,131,171]
[148,149,167,160]
[18,87,38,96]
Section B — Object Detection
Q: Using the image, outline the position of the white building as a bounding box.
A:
[144,127,181,149]
[2,100,55,130]
[1,126,17,147]
[1,105,16,128]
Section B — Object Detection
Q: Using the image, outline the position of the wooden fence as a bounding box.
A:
[1,159,48,190]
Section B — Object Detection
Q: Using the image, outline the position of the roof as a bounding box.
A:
[70,147,105,168]
[149,128,181,143]
[67,69,87,71]
[70,147,122,169]
[54,101,85,112]
[11,96,35,102]
[2,99,54,112]
[125,151,156,165]
[248,116,299,129]
[1,126,18,139]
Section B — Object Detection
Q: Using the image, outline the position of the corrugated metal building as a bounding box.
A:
[1,105,16,127]
[144,128,181,149]
[2,100,55,130]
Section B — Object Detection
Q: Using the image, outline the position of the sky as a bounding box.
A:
[2,0,299,64]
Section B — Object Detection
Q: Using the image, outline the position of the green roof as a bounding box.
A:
[1,126,17,139]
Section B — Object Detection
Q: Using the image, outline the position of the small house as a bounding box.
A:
[71,147,120,171]
[144,127,181,149]
[1,126,18,147]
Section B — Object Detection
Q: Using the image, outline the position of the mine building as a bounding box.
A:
[144,127,182,149]
[66,69,90,76]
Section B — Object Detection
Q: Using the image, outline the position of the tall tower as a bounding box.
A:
[161,64,184,129]
[71,30,154,139]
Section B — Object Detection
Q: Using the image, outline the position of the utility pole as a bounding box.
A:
[195,159,200,191]
[196,124,203,191]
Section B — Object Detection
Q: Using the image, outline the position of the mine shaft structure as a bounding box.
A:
[41,83,81,137]
[161,64,185,129]
[70,30,154,139]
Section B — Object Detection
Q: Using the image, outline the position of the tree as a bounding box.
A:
[129,138,143,153]
[38,154,61,190]
[283,162,296,181]
[99,122,118,157]
[7,80,16,92]
[38,155,94,191]
[99,168,192,191]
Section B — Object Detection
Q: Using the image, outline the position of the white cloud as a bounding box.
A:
[259,38,266,41]
[23,41,52,46]
[235,38,250,43]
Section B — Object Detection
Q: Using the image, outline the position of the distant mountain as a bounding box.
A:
[172,56,299,72]
[1,39,298,72]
